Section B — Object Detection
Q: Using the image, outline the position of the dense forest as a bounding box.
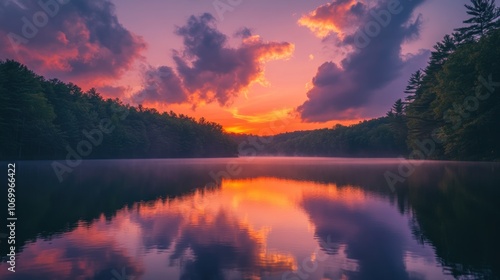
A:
[0,60,237,160]
[233,117,406,157]
[401,0,500,161]
[1,0,499,161]
[242,0,500,161]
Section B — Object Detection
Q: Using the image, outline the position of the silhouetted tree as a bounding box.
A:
[0,60,237,160]
[455,0,500,40]
[404,70,424,102]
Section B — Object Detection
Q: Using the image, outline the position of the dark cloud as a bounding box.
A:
[0,0,146,86]
[134,13,294,106]
[234,27,253,39]
[298,0,427,122]
[364,49,430,117]
[133,66,188,104]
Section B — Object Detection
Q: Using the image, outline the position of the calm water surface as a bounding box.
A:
[0,158,499,280]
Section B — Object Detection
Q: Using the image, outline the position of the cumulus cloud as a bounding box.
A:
[364,49,430,117]
[298,0,366,39]
[133,66,188,104]
[134,13,294,106]
[297,0,427,122]
[0,0,146,86]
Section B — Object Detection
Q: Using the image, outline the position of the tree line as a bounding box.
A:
[394,0,500,161]
[237,117,406,157]
[1,0,498,161]
[0,60,237,160]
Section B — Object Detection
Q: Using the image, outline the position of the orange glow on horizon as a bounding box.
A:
[129,101,366,135]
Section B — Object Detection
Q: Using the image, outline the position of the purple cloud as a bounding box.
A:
[298,0,427,122]
[134,13,294,106]
[0,0,146,87]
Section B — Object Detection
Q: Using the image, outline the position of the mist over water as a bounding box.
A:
[1,158,499,280]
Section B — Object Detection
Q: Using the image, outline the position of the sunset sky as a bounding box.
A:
[0,0,469,134]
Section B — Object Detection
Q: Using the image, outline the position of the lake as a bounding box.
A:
[1,158,499,280]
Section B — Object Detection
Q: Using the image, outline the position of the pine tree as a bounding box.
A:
[429,35,458,67]
[404,70,424,102]
[455,0,500,40]
[387,99,405,117]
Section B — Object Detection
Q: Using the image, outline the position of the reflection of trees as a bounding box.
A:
[6,159,500,279]
[405,164,500,279]
[1,160,217,257]
[5,158,401,256]
[299,162,500,279]
[6,158,397,257]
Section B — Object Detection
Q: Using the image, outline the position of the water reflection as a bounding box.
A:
[0,158,498,280]
[133,192,295,279]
